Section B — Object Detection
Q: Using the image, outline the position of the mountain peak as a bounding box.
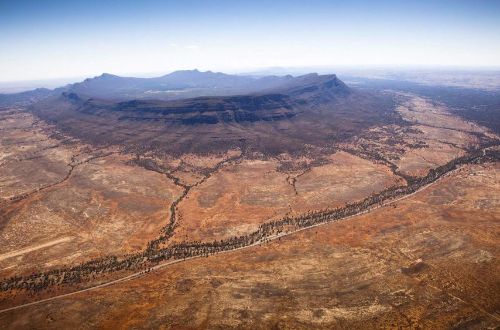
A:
[164,69,221,77]
[98,73,119,79]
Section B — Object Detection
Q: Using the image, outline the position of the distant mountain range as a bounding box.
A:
[67,70,351,100]
[24,70,398,155]
[1,70,349,106]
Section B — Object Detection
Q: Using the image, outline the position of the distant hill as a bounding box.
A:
[0,88,52,107]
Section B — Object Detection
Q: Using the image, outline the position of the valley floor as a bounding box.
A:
[1,162,498,329]
[0,92,498,329]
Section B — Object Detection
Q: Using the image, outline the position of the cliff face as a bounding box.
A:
[30,73,397,155]
[109,94,296,124]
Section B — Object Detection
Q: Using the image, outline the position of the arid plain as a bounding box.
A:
[0,90,499,329]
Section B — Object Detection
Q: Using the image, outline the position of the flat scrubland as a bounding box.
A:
[1,162,498,329]
[0,111,182,276]
[0,91,498,328]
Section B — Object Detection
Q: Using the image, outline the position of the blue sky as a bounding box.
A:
[1,0,500,81]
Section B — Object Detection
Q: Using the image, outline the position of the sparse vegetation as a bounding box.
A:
[1,145,497,292]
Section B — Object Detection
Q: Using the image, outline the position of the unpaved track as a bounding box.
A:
[0,162,464,315]
[0,237,72,262]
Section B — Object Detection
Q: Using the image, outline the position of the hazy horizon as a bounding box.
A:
[2,64,500,94]
[2,64,500,83]
[2,0,500,83]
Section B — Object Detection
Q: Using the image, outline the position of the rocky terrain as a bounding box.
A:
[0,72,498,329]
